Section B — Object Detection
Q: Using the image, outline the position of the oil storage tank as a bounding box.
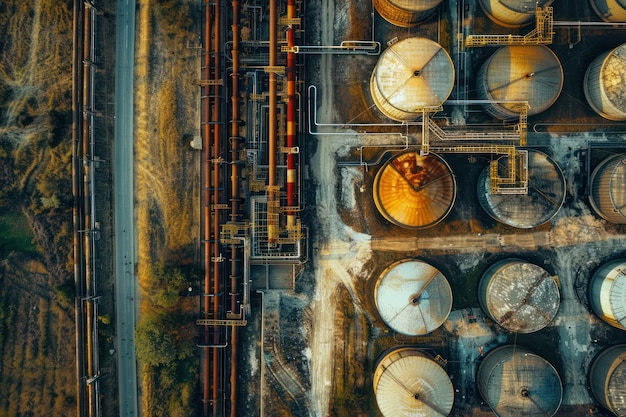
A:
[370,37,454,122]
[373,0,443,27]
[478,259,560,333]
[589,260,626,330]
[589,154,626,224]
[477,345,563,417]
[478,0,554,27]
[584,44,626,121]
[589,345,626,416]
[373,151,456,228]
[375,259,453,336]
[374,347,454,417]
[477,45,563,120]
[590,0,626,22]
[477,149,566,228]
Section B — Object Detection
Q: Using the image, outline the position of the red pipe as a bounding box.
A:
[202,2,212,415]
[268,0,278,244]
[212,0,222,414]
[286,0,297,228]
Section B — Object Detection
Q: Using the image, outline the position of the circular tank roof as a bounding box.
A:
[374,348,454,417]
[373,151,456,228]
[371,37,454,121]
[479,46,563,118]
[375,259,453,336]
[384,0,442,11]
[479,259,560,333]
[478,150,566,228]
[478,345,563,417]
[597,44,626,115]
[590,0,626,23]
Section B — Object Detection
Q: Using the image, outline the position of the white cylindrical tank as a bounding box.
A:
[370,37,454,122]
[584,43,626,121]
[373,151,456,228]
[374,348,454,417]
[477,45,563,120]
[477,149,566,228]
[590,0,626,22]
[589,345,626,416]
[478,259,560,333]
[375,259,453,336]
[373,0,443,27]
[589,260,626,330]
[477,345,563,417]
[589,154,626,224]
[478,0,554,27]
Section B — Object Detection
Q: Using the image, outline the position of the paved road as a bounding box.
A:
[114,0,138,416]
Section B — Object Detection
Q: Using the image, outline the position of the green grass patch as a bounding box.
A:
[0,209,37,258]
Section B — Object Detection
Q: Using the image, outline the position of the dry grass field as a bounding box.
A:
[0,1,76,416]
[134,0,201,415]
